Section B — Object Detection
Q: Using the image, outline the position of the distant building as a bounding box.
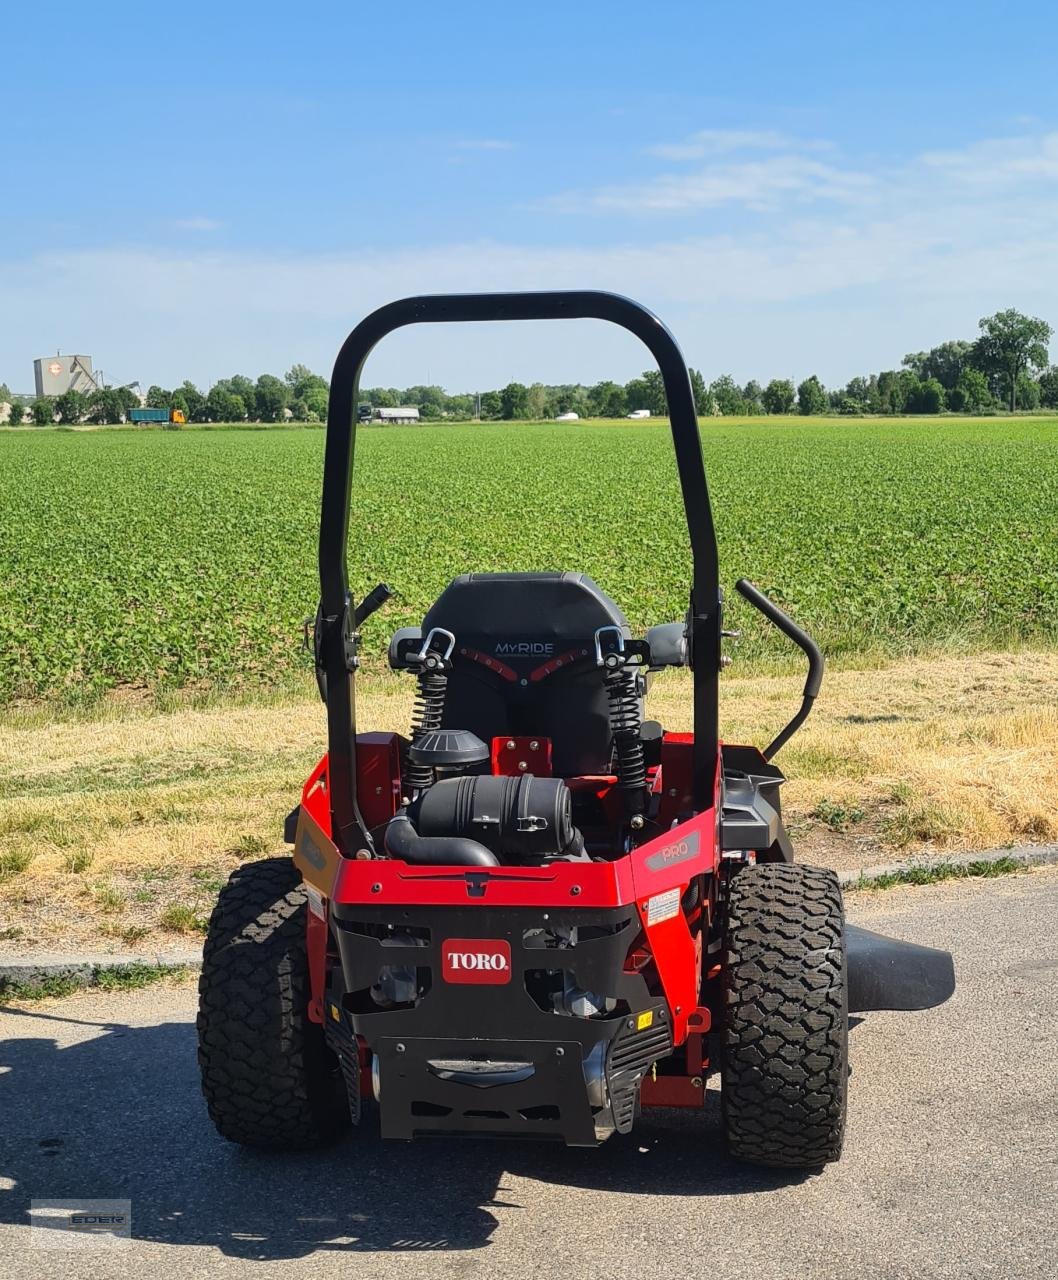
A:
[374,406,420,424]
[626,408,651,419]
[555,411,580,421]
[33,353,101,398]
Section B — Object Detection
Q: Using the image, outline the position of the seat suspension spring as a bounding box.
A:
[605,666,646,815]
[405,665,448,792]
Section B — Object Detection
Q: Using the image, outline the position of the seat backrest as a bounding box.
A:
[420,572,631,776]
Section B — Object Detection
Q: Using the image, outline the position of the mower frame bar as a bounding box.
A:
[319,291,722,850]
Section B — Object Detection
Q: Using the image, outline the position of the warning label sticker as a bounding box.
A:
[646,886,681,926]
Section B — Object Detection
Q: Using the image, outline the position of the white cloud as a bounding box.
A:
[173,216,224,232]
[647,129,828,160]
[570,155,875,213]
[4,197,1057,390]
[919,131,1058,184]
[550,129,871,214]
[4,129,1058,390]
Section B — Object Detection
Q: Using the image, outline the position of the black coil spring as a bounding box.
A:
[405,665,448,792]
[606,667,646,813]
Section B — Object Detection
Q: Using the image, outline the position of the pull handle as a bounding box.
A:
[735,578,824,759]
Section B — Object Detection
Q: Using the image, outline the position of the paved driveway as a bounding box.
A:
[1,869,1055,1279]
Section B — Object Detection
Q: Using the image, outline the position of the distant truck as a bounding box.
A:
[129,407,186,425]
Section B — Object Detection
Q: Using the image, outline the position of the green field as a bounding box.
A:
[1,417,1056,703]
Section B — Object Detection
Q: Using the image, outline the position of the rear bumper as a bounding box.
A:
[330,900,672,1144]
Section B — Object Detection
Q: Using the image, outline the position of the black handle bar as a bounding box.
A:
[318,291,724,849]
[735,578,824,760]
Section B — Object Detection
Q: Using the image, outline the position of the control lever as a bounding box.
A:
[353,582,394,628]
[735,578,824,760]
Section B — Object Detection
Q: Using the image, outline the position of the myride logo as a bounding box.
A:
[441,938,512,984]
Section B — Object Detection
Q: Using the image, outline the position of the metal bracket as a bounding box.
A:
[594,624,626,668]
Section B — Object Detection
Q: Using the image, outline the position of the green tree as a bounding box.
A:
[588,381,629,417]
[145,385,170,409]
[761,378,795,414]
[687,368,709,415]
[524,383,551,419]
[742,380,763,414]
[796,375,828,415]
[876,369,919,414]
[478,390,502,419]
[177,380,206,422]
[303,384,328,420]
[254,374,289,422]
[405,384,447,419]
[709,375,745,415]
[500,382,529,419]
[552,384,589,416]
[55,389,87,424]
[6,399,23,425]
[1037,366,1058,408]
[843,376,871,406]
[971,308,1052,411]
[902,341,971,391]
[206,384,244,422]
[588,380,627,418]
[1015,371,1041,410]
[623,377,650,413]
[284,363,328,403]
[907,377,945,413]
[639,369,667,415]
[31,397,54,426]
[86,388,124,423]
[363,386,398,409]
[114,387,138,419]
[445,393,474,419]
[228,376,257,419]
[0,382,11,405]
[947,367,992,412]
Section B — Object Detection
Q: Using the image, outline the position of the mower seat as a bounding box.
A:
[402,572,635,777]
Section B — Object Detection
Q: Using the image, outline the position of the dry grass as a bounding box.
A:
[1,651,1055,953]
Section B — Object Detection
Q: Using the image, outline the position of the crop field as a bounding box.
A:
[1,416,1056,704]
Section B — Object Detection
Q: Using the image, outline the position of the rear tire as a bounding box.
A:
[721,862,848,1168]
[196,857,350,1150]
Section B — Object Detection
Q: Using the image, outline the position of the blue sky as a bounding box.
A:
[3,0,1058,393]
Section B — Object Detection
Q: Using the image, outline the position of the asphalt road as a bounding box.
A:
[2,869,1056,1280]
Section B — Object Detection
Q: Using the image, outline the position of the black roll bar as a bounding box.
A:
[318,291,722,852]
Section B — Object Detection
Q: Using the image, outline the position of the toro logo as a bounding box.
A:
[441,938,512,984]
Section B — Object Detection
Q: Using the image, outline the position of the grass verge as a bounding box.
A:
[846,855,1030,892]
[1,650,1055,952]
[0,962,196,1001]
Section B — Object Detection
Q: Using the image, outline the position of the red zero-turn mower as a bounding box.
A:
[196,293,955,1165]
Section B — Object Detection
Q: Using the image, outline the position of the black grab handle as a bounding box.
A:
[736,578,824,759]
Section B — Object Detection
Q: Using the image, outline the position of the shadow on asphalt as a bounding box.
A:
[0,1005,811,1258]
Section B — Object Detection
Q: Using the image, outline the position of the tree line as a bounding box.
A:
[3,307,1055,426]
